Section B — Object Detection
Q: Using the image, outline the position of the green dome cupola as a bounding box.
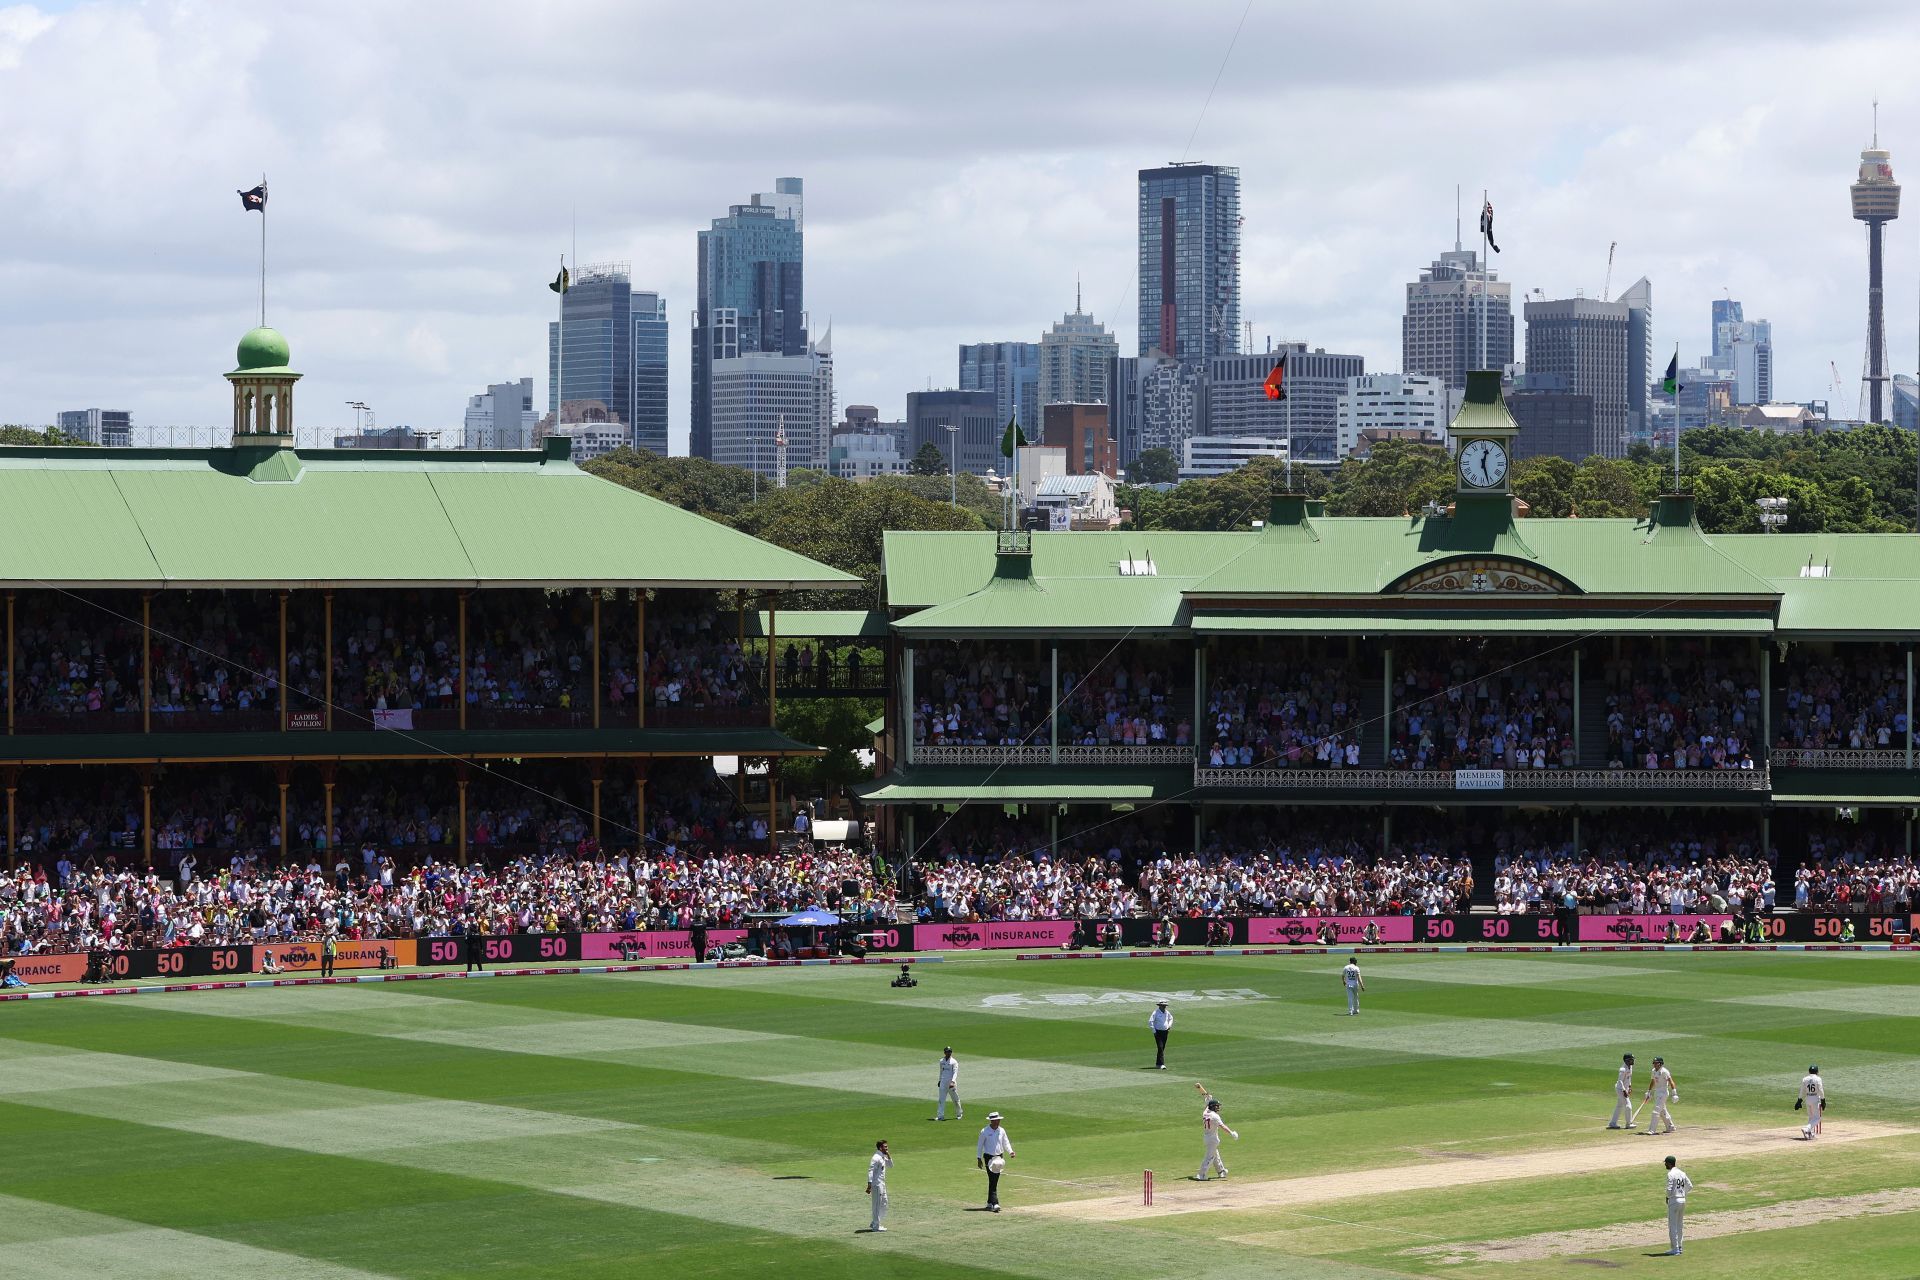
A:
[233,326,293,374]
[225,326,302,443]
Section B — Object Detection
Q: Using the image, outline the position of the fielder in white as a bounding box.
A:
[865,1140,891,1231]
[1607,1052,1637,1129]
[1342,958,1365,1014]
[1661,1155,1691,1255]
[1641,1055,1677,1134]
[934,1046,963,1121]
[1191,1082,1238,1180]
[1796,1064,1825,1139]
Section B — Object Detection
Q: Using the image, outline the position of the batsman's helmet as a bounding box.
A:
[1207,1098,1221,1112]
[1623,1053,1635,1064]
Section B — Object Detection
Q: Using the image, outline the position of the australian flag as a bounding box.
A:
[238,182,268,212]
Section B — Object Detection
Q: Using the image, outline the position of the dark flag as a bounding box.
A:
[1662,354,1680,395]
[1263,355,1287,401]
[1479,199,1499,253]
[238,183,267,212]
[1000,416,1027,458]
[549,265,571,295]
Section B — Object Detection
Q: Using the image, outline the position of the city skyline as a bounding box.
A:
[3,1,1919,449]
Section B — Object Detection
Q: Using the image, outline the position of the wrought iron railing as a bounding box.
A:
[1056,745,1196,765]
[1771,748,1913,770]
[914,744,1053,765]
[1195,766,1773,792]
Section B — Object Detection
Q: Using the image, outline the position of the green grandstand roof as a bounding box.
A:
[0,444,857,590]
[857,765,1190,805]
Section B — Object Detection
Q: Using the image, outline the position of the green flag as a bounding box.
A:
[1661,353,1679,395]
[1000,416,1027,458]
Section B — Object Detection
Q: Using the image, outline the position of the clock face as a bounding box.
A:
[1458,439,1509,488]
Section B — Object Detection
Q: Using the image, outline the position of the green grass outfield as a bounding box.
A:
[0,950,1915,1279]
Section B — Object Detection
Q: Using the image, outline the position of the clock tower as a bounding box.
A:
[1448,368,1519,498]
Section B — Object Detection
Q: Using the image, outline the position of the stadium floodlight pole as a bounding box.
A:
[944,423,959,507]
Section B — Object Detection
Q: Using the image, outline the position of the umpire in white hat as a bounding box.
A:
[976,1112,1014,1212]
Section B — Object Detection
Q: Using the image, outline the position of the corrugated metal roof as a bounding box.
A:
[1192,611,1772,635]
[745,610,888,638]
[1036,474,1100,497]
[857,766,1190,804]
[0,447,857,589]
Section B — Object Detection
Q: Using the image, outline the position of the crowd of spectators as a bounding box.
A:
[1774,648,1908,755]
[5,600,143,720]
[638,604,760,715]
[145,593,280,721]
[462,593,588,720]
[0,841,883,956]
[1600,649,1760,770]
[332,595,460,715]
[1139,815,1474,916]
[1388,645,1576,771]
[1792,822,1919,911]
[912,646,1049,748]
[1060,650,1188,747]
[1492,819,1774,914]
[911,811,1144,921]
[1205,651,1361,769]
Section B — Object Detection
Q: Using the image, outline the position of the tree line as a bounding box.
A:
[1119,425,1920,534]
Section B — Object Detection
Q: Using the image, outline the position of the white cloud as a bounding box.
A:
[1,0,1917,444]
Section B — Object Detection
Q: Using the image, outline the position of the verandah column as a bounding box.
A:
[590,760,603,846]
[278,590,289,729]
[323,592,334,730]
[458,591,469,731]
[1049,644,1059,764]
[139,765,153,864]
[766,597,778,729]
[1907,646,1914,770]
[635,591,646,730]
[4,768,15,869]
[1382,644,1393,765]
[457,769,469,861]
[591,592,602,730]
[142,592,152,735]
[275,762,290,857]
[1572,644,1583,765]
[4,591,12,734]
[767,757,779,852]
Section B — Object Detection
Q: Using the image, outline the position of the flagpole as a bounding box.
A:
[1479,188,1488,373]
[1285,350,1293,490]
[259,172,267,328]
[556,254,566,433]
[1672,342,1682,493]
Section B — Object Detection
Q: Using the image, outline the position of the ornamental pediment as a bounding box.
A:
[1390,557,1576,596]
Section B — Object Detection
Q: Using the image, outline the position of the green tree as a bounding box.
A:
[1326,440,1452,516]
[1127,447,1180,485]
[738,476,984,603]
[583,448,756,522]
[908,441,948,476]
[1570,457,1659,518]
[870,471,1002,527]
[0,424,92,447]
[1511,455,1575,517]
[775,696,883,809]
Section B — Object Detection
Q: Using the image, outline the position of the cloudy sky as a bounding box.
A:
[3,0,1918,448]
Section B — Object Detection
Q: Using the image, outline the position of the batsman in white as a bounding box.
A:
[1641,1055,1678,1134]
[1796,1064,1826,1139]
[1190,1082,1239,1181]
[1607,1052,1637,1129]
[934,1046,963,1121]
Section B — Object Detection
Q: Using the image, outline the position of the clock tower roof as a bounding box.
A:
[1448,369,1520,439]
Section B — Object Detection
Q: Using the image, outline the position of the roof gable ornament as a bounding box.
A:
[1393,556,1576,596]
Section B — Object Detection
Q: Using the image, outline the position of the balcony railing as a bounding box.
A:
[1056,744,1196,765]
[1195,766,1774,792]
[1771,748,1913,770]
[914,744,1053,765]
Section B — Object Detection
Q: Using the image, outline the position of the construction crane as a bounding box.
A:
[1829,360,1857,421]
[1603,242,1617,299]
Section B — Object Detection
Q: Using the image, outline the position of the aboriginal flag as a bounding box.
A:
[238,183,267,212]
[1263,355,1286,401]
[1480,199,1499,253]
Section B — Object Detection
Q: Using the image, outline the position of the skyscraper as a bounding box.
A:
[1851,136,1900,422]
[464,378,536,450]
[906,389,998,477]
[709,347,831,480]
[1403,248,1513,392]
[692,178,806,459]
[1524,297,1630,459]
[1204,347,1362,463]
[1038,296,1118,408]
[632,291,669,455]
[1110,352,1201,464]
[1137,162,1241,362]
[1616,278,1653,445]
[1708,300,1774,408]
[549,263,637,435]
[958,341,1040,434]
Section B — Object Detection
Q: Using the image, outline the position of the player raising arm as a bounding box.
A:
[1192,1083,1239,1181]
